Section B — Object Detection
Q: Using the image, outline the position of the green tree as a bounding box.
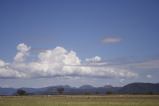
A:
[16,89,27,96]
[106,91,112,95]
[57,87,64,95]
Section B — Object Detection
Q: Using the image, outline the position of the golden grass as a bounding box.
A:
[0,95,159,106]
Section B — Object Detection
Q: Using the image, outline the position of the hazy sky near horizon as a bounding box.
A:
[0,0,159,88]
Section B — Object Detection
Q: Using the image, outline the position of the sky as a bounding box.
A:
[0,0,159,88]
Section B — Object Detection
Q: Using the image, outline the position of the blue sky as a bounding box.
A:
[0,0,159,88]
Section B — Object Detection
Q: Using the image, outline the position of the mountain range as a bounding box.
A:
[0,82,159,95]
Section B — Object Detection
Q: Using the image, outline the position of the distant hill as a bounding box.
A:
[119,82,159,94]
[0,87,16,95]
[79,85,94,89]
[0,82,159,95]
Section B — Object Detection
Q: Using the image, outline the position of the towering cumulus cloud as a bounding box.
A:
[0,43,137,78]
[14,43,31,62]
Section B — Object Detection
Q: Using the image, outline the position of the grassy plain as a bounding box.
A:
[0,95,159,106]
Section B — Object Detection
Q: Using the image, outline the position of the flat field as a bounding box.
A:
[0,95,159,106]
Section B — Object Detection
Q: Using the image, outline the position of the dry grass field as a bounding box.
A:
[0,95,159,106]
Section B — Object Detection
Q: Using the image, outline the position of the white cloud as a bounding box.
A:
[120,79,125,83]
[0,59,6,67]
[14,43,31,62]
[146,74,152,79]
[0,43,137,79]
[85,56,101,63]
[102,36,121,44]
[17,43,31,52]
[0,59,26,78]
[85,56,107,66]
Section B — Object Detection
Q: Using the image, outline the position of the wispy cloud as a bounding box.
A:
[132,59,159,69]
[114,58,159,69]
[100,57,159,70]
[102,36,121,44]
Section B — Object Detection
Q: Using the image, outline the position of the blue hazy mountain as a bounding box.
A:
[0,82,159,95]
[119,82,159,94]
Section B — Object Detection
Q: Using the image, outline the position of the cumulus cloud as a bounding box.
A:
[85,56,107,66]
[0,43,137,79]
[14,43,31,62]
[0,59,6,67]
[0,59,25,78]
[102,36,121,44]
[85,56,101,63]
